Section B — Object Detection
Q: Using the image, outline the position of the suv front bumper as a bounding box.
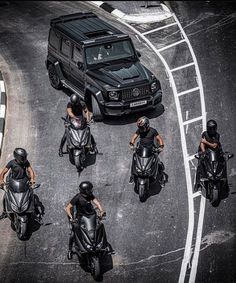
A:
[101,89,162,116]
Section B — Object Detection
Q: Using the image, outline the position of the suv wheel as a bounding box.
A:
[48,64,62,89]
[92,95,104,122]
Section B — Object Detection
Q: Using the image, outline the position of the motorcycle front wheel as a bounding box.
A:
[91,256,101,280]
[138,183,147,202]
[211,184,220,207]
[16,219,27,240]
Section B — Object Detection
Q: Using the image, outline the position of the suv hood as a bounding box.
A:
[87,61,151,87]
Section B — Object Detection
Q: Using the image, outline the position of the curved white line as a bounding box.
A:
[118,12,207,283]
[172,14,207,283]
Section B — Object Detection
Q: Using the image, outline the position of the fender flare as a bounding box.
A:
[85,85,104,105]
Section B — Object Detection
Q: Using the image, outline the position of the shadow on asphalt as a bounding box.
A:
[103,104,165,126]
[134,171,169,201]
[19,194,45,241]
[59,87,165,125]
[76,247,114,282]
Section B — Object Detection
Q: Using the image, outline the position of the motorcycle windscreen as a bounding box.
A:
[9,178,30,193]
[7,189,31,213]
[137,155,154,171]
[137,146,153,158]
[70,128,89,147]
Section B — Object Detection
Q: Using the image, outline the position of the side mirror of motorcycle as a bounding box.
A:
[194,154,199,159]
[228,153,234,160]
[77,61,84,70]
[136,50,141,58]
[32,184,41,190]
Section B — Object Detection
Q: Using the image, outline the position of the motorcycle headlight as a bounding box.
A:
[96,241,103,249]
[151,81,157,92]
[109,91,119,101]
[207,171,213,178]
[21,202,29,212]
[135,166,142,173]
[11,203,19,213]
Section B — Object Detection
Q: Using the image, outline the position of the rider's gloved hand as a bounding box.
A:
[129,142,135,150]
[99,210,106,219]
[69,217,77,223]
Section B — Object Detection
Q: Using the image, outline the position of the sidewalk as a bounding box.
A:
[90,1,172,24]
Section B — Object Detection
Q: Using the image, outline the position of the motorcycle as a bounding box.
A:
[61,116,97,173]
[131,144,165,202]
[0,178,41,240]
[195,148,233,207]
[70,211,111,280]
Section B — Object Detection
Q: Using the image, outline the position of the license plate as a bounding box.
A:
[130,100,147,107]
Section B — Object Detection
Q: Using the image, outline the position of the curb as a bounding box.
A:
[0,72,7,156]
[90,1,172,24]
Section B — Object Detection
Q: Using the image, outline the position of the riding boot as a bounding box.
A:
[59,132,67,157]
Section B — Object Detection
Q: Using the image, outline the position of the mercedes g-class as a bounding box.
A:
[46,12,162,121]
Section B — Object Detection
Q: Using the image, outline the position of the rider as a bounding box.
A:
[65,181,106,259]
[58,93,95,157]
[0,148,36,219]
[194,119,222,191]
[129,116,165,186]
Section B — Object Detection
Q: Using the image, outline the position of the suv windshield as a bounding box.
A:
[85,40,136,66]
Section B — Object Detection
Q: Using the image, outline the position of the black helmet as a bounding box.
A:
[79,181,93,196]
[207,120,217,136]
[13,148,27,164]
[70,93,80,105]
[137,116,150,133]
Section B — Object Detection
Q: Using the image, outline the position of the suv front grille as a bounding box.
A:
[121,85,150,101]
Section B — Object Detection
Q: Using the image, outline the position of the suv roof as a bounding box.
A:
[50,12,128,45]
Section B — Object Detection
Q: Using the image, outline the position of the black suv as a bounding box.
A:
[46,12,162,121]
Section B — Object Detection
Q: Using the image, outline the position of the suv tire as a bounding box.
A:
[92,95,104,122]
[48,64,62,90]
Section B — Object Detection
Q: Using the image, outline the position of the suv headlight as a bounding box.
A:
[109,91,119,100]
[151,81,157,92]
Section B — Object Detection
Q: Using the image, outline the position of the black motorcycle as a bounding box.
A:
[62,116,97,173]
[70,212,111,280]
[0,178,41,240]
[131,145,164,202]
[195,148,233,206]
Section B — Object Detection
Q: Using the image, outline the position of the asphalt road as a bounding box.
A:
[169,2,236,282]
[0,1,235,283]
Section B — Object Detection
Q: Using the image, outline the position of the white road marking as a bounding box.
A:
[183,116,203,126]
[0,104,6,118]
[172,13,207,283]
[189,195,206,282]
[188,154,197,161]
[177,86,200,97]
[118,17,196,283]
[142,22,178,35]
[0,132,2,148]
[157,39,186,52]
[193,191,202,198]
[185,111,189,134]
[170,62,195,72]
[0,80,5,92]
[112,5,206,283]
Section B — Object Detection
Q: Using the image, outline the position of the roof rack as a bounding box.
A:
[51,12,96,26]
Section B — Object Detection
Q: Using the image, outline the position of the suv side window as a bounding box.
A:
[61,38,71,57]
[49,29,60,49]
[72,45,82,63]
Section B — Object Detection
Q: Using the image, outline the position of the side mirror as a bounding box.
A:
[194,154,199,159]
[32,184,41,190]
[228,153,234,160]
[77,62,84,70]
[136,50,141,58]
